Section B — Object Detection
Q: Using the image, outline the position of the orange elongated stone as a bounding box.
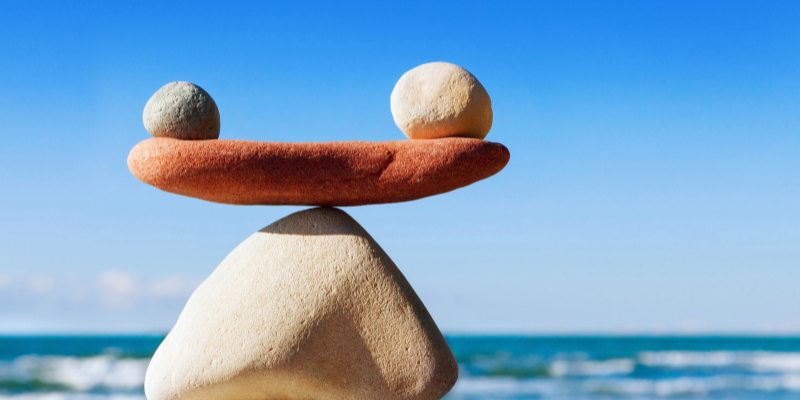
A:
[127,137,509,206]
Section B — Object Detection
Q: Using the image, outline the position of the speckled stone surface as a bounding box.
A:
[127,138,509,206]
[145,207,458,400]
[391,62,492,140]
[143,82,220,140]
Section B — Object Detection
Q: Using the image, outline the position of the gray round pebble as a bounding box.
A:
[143,82,220,140]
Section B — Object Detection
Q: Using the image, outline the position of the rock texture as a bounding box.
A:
[391,62,492,140]
[145,207,458,400]
[127,137,509,206]
[143,82,220,140]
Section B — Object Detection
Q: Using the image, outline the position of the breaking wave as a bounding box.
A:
[640,350,800,372]
[0,355,148,394]
[449,374,800,399]
[0,395,144,400]
[6,336,800,399]
[449,345,800,399]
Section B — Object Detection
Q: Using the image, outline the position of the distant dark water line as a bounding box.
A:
[447,336,800,357]
[3,334,800,360]
[0,336,164,360]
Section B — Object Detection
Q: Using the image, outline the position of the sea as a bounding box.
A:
[3,336,800,400]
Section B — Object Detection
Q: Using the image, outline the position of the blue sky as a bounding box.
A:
[1,1,799,334]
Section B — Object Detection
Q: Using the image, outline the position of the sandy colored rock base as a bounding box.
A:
[128,137,509,206]
[145,207,458,400]
[391,62,492,140]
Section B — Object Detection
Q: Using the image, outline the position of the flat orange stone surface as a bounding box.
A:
[128,138,510,206]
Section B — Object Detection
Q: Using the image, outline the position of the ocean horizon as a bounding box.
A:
[4,335,800,399]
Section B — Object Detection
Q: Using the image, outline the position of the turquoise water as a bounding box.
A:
[3,336,800,399]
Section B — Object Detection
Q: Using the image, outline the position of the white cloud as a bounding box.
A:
[148,276,203,298]
[68,282,92,303]
[98,271,140,310]
[27,276,55,294]
[99,271,139,294]
[0,271,206,333]
[678,319,705,334]
[0,274,13,289]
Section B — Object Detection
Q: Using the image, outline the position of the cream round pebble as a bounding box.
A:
[391,62,492,140]
[143,82,220,140]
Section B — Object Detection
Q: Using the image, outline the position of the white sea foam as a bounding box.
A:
[0,355,148,392]
[639,351,800,372]
[749,352,800,372]
[0,394,144,400]
[639,351,737,367]
[7,350,800,399]
[449,376,560,397]
[450,374,800,398]
[549,358,635,377]
[592,374,800,396]
[586,376,736,396]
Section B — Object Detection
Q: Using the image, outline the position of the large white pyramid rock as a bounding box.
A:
[145,207,458,400]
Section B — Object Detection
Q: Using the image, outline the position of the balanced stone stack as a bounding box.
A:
[129,62,510,400]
